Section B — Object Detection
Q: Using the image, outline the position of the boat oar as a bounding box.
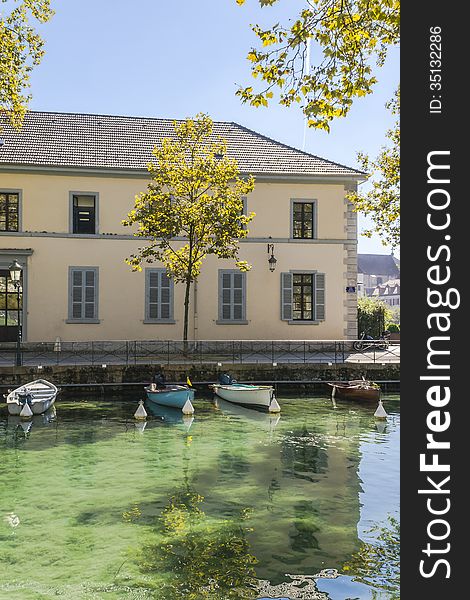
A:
[134,400,147,421]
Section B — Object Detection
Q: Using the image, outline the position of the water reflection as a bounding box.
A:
[144,401,195,432]
[0,395,400,599]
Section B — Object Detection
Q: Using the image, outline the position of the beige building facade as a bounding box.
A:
[0,112,363,342]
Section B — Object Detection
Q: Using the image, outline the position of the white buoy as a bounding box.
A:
[134,421,147,434]
[182,399,195,415]
[20,420,33,434]
[182,415,195,431]
[20,402,33,419]
[374,400,388,420]
[269,396,281,413]
[134,400,147,420]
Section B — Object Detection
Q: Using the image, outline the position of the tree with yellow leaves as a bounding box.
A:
[235,0,400,132]
[0,0,54,129]
[123,114,255,342]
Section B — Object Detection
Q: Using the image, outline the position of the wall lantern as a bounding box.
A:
[267,243,277,272]
[9,259,23,284]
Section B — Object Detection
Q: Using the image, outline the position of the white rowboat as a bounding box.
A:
[210,383,280,412]
[6,379,58,416]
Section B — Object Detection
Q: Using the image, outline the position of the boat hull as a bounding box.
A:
[6,379,58,416]
[145,386,195,409]
[327,382,380,402]
[211,384,275,410]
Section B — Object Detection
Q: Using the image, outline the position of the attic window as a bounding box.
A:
[72,194,97,234]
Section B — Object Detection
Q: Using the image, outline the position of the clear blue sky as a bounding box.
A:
[30,0,399,255]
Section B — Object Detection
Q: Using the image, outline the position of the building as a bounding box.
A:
[371,278,400,308]
[0,111,363,342]
[357,253,400,297]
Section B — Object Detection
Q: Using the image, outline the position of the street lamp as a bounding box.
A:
[267,243,277,272]
[8,260,23,367]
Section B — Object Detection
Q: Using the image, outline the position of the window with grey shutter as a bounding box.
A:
[145,269,174,322]
[281,271,326,323]
[218,270,247,323]
[315,273,326,320]
[68,267,99,322]
[280,272,293,320]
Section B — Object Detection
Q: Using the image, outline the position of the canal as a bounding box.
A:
[0,393,399,599]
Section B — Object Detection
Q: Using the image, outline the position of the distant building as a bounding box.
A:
[357,254,400,297]
[371,278,400,308]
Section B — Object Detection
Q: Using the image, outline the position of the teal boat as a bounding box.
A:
[144,384,195,411]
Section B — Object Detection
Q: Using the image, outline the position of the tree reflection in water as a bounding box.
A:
[138,488,258,599]
[342,515,400,596]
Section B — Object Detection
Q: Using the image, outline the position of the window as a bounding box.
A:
[292,201,315,239]
[0,270,22,341]
[0,192,20,232]
[68,267,99,322]
[71,193,98,234]
[281,271,325,323]
[218,270,247,323]
[145,269,174,322]
[293,274,314,320]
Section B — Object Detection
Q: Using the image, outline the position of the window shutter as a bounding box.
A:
[69,268,97,320]
[281,272,293,320]
[160,272,172,320]
[146,269,173,321]
[84,270,96,319]
[218,270,246,321]
[315,273,325,321]
[148,270,160,319]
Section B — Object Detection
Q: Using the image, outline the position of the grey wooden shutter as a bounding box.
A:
[70,268,97,320]
[84,270,96,319]
[315,273,325,321]
[71,270,83,319]
[219,270,246,321]
[281,272,293,320]
[147,269,173,320]
[160,272,172,319]
[233,273,244,320]
[221,272,232,320]
[148,270,160,319]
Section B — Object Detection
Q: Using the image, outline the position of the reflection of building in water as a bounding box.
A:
[195,406,364,582]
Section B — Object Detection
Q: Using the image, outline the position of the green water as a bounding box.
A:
[0,394,400,600]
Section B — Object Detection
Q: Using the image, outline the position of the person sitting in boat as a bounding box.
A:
[218,373,237,385]
[153,373,166,390]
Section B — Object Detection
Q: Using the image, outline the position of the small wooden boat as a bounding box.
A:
[144,384,195,411]
[210,382,280,412]
[6,379,58,416]
[326,379,380,402]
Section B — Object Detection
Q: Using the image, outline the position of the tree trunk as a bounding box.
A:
[183,276,191,344]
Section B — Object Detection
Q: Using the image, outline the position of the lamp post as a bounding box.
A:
[8,260,22,367]
[267,243,277,272]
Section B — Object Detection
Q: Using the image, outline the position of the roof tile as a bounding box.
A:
[0,111,363,177]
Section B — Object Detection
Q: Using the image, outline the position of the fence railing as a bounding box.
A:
[0,339,400,368]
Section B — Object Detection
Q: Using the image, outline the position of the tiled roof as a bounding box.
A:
[0,111,363,178]
[358,254,401,277]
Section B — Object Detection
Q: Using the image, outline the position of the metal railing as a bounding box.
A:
[0,339,400,368]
